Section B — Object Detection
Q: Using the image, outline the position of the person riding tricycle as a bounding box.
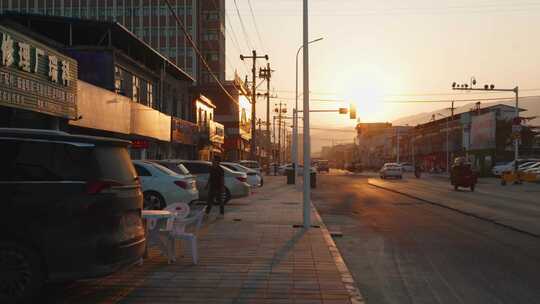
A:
[450,157,477,191]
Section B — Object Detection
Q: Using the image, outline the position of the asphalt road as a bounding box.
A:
[312,173,540,304]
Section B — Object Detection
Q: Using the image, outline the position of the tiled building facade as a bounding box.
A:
[0,0,225,84]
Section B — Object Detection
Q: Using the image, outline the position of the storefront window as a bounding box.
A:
[147,82,153,108]
[132,76,140,102]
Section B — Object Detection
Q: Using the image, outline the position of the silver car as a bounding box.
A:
[221,162,262,187]
[162,160,250,203]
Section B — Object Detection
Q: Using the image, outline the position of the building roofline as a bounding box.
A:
[0,12,194,82]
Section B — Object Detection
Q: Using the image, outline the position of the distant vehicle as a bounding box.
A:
[450,161,477,191]
[522,162,540,172]
[167,160,250,203]
[316,160,329,173]
[221,162,262,187]
[400,162,414,172]
[492,159,540,176]
[133,160,198,209]
[0,128,145,302]
[380,163,403,179]
[279,163,316,176]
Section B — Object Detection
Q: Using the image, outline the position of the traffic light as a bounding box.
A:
[338,108,348,114]
[349,104,357,119]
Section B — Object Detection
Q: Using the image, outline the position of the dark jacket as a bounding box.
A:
[208,164,225,191]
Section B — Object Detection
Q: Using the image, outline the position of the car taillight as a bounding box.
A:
[86,180,123,194]
[174,180,188,189]
[236,176,247,183]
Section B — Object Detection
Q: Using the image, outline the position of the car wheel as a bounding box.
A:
[0,241,44,303]
[143,191,166,210]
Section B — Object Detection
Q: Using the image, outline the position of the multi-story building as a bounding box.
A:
[196,73,252,161]
[0,0,226,84]
[193,93,224,160]
[1,13,198,159]
[355,123,413,169]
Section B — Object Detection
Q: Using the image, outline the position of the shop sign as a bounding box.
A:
[131,140,149,149]
[171,117,196,145]
[0,26,78,119]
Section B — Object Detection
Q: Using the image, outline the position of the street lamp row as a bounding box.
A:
[451,78,520,170]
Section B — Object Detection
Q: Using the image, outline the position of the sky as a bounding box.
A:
[223,0,540,152]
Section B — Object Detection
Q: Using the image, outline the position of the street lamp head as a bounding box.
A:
[472,77,477,86]
[264,55,269,60]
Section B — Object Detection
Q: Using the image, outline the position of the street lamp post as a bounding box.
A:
[302,0,310,228]
[452,81,520,170]
[293,37,323,183]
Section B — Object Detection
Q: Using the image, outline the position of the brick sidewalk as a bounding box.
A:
[43,176,363,304]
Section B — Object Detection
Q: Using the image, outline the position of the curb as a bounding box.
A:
[311,202,366,304]
[367,181,540,239]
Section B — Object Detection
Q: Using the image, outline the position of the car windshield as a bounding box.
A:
[158,162,190,175]
[240,161,260,169]
[150,162,181,176]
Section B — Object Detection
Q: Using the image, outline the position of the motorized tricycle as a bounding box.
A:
[450,162,477,191]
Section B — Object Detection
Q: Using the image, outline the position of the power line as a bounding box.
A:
[246,0,266,53]
[210,0,250,77]
[233,0,255,51]
[163,0,239,106]
[382,95,540,103]
[234,2,540,17]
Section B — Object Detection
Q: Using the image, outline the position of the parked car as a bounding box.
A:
[0,128,146,302]
[238,160,262,175]
[221,162,262,187]
[165,160,250,203]
[132,160,198,209]
[237,160,264,185]
[400,162,414,172]
[380,163,403,179]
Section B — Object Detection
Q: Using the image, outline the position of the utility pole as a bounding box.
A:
[396,127,400,163]
[240,50,268,161]
[274,102,287,164]
[259,63,273,169]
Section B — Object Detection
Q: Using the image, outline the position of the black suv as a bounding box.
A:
[0,128,146,303]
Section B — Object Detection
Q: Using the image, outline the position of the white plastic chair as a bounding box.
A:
[165,202,190,220]
[167,206,207,264]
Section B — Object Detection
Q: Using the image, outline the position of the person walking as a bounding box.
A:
[205,156,225,216]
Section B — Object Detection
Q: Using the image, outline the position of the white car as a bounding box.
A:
[133,160,199,209]
[238,160,263,175]
[492,159,540,176]
[221,162,262,187]
[521,162,540,172]
[278,163,316,176]
[164,160,251,203]
[380,163,403,179]
[400,162,414,172]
